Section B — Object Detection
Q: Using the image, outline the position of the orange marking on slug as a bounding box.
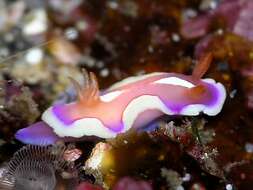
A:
[192,53,213,79]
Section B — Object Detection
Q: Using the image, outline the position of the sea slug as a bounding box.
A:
[15,53,226,145]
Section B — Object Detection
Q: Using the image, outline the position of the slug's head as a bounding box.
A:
[15,70,115,145]
[47,69,100,118]
[41,69,114,139]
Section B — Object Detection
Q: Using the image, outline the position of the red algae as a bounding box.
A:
[181,0,253,41]
[227,162,253,190]
[76,182,103,190]
[113,177,152,190]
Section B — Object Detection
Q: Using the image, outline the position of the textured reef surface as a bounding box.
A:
[0,0,253,189]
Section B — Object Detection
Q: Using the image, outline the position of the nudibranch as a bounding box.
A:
[15,53,226,145]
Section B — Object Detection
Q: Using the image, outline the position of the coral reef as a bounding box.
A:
[0,0,253,189]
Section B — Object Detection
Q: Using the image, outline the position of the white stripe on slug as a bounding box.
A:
[122,95,173,132]
[100,90,123,102]
[108,72,164,91]
[42,107,117,138]
[153,77,195,88]
[180,104,205,116]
